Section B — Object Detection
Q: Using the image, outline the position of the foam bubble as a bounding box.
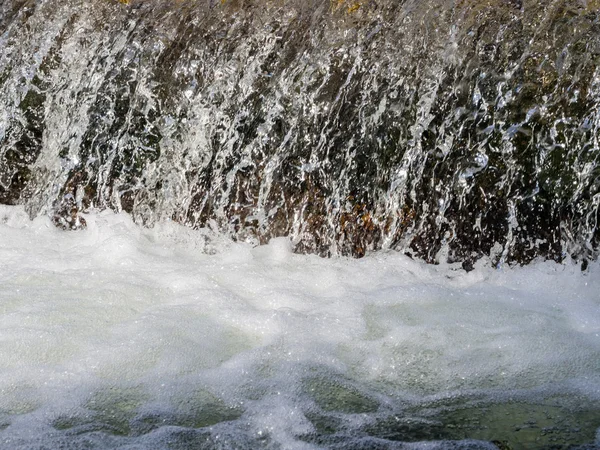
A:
[0,205,598,449]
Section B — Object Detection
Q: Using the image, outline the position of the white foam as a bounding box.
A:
[0,205,599,448]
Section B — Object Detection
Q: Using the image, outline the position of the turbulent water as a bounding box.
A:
[1,0,599,264]
[1,0,600,449]
[0,204,599,449]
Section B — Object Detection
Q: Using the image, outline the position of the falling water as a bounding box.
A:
[1,0,599,265]
[1,1,600,449]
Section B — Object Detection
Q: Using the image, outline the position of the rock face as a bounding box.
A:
[0,0,599,264]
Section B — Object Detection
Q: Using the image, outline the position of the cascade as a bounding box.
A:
[1,3,600,448]
[1,0,599,265]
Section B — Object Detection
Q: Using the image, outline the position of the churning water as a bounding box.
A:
[0,205,599,449]
[1,0,600,448]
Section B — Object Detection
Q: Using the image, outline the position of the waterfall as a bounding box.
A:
[1,0,599,266]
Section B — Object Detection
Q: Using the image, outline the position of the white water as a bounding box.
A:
[0,204,599,449]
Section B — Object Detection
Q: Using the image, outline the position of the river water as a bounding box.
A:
[1,0,600,448]
[0,204,599,449]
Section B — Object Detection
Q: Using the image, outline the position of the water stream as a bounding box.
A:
[1,0,600,448]
[0,205,599,449]
[1,0,599,264]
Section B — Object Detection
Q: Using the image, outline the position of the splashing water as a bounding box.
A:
[1,0,599,264]
[1,1,600,448]
[0,204,599,448]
